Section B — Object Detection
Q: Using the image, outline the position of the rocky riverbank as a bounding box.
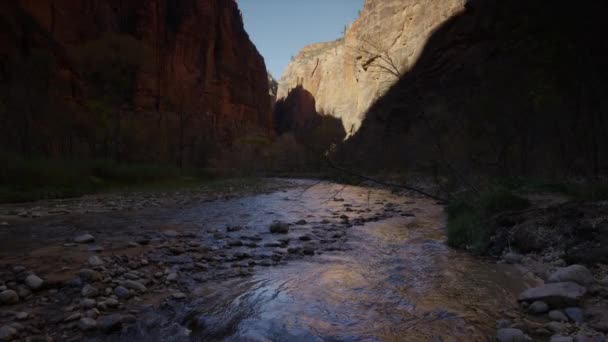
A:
[0,179,414,341]
[492,199,608,342]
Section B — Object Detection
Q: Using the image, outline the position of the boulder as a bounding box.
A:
[548,265,594,285]
[519,282,586,308]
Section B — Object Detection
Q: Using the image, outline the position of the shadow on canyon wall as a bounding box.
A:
[339,0,608,180]
[274,85,346,158]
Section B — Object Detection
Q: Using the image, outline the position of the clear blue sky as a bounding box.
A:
[238,0,364,79]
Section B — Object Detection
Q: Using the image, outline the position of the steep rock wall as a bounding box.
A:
[0,0,270,164]
[276,0,466,136]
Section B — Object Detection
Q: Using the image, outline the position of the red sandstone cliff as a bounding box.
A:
[0,0,270,164]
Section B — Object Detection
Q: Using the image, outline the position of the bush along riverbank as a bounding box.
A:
[445,180,608,341]
[0,157,218,204]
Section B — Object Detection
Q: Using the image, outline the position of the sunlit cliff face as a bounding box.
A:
[276,0,467,137]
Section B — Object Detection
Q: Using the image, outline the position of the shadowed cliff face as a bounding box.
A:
[274,85,346,155]
[338,0,608,178]
[0,0,270,165]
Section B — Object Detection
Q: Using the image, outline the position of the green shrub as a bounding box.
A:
[447,187,530,254]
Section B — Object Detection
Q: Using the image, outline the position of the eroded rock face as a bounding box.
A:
[276,0,466,136]
[0,0,270,163]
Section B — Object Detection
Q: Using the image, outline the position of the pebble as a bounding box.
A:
[549,310,569,322]
[565,307,585,323]
[497,328,530,342]
[74,234,95,244]
[81,299,97,309]
[545,322,567,333]
[163,230,180,238]
[105,298,119,308]
[24,274,44,290]
[98,314,124,332]
[78,317,98,331]
[122,280,146,292]
[81,284,99,297]
[551,336,574,342]
[88,256,104,267]
[64,313,82,322]
[0,290,19,305]
[166,273,178,282]
[0,325,17,341]
[114,286,130,299]
[172,292,186,300]
[14,312,28,321]
[529,301,550,314]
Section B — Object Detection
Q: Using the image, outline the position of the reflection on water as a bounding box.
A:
[109,182,529,342]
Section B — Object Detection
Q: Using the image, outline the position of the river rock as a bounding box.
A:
[0,325,17,341]
[546,322,567,333]
[548,265,594,285]
[0,290,19,305]
[114,286,130,299]
[75,234,95,244]
[529,301,550,314]
[551,336,574,342]
[122,280,146,292]
[88,256,104,267]
[519,282,586,308]
[504,252,524,264]
[565,307,585,323]
[497,328,530,342]
[14,312,28,321]
[24,274,44,290]
[78,317,98,331]
[105,298,119,308]
[81,298,96,309]
[98,314,124,333]
[574,333,606,342]
[163,230,180,238]
[600,276,608,286]
[82,284,99,297]
[79,269,102,282]
[549,310,569,322]
[269,222,289,234]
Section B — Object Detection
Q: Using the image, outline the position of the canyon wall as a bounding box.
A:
[0,0,270,165]
[341,0,608,178]
[276,0,466,136]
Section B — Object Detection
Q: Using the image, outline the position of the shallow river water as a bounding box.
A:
[82,180,532,342]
